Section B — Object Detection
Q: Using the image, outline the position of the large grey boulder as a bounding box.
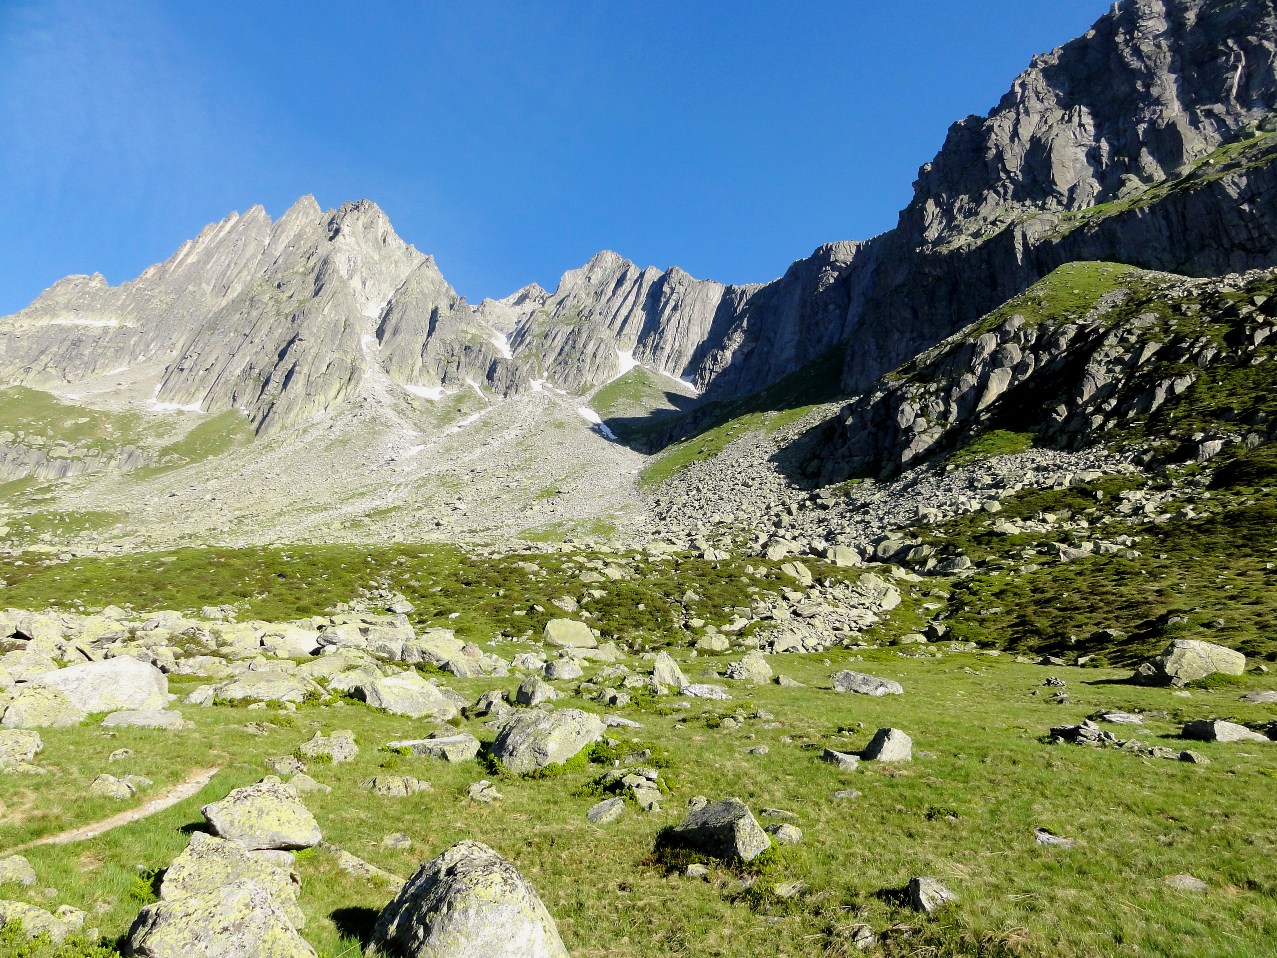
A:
[213,670,319,705]
[160,832,304,929]
[128,878,315,958]
[367,840,567,958]
[0,685,85,728]
[664,797,771,863]
[542,619,596,649]
[650,651,687,689]
[1181,719,1270,744]
[725,651,772,684]
[490,708,604,774]
[863,728,912,762]
[33,656,168,713]
[361,672,459,720]
[832,670,904,696]
[201,779,322,850]
[1134,640,1246,686]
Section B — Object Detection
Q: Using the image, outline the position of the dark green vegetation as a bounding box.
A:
[136,410,254,477]
[639,348,845,487]
[2,649,1274,958]
[0,544,788,647]
[916,446,1277,667]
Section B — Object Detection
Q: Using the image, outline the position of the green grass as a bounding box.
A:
[134,410,255,477]
[639,348,846,488]
[0,387,148,454]
[0,542,789,649]
[946,429,1035,468]
[2,647,1274,957]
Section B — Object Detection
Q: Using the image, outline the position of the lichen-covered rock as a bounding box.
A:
[361,672,458,720]
[297,729,358,763]
[665,797,771,863]
[89,773,137,799]
[367,840,567,958]
[33,656,168,713]
[214,670,319,704]
[360,776,430,798]
[490,708,604,775]
[0,685,86,729]
[515,675,559,707]
[863,727,912,762]
[0,854,37,887]
[0,729,42,767]
[832,670,904,696]
[0,900,68,941]
[0,650,58,681]
[1134,640,1246,686]
[161,832,304,929]
[127,878,316,958]
[386,734,480,763]
[542,619,596,649]
[201,779,322,850]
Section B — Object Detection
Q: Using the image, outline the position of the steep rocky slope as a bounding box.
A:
[819,260,1277,480]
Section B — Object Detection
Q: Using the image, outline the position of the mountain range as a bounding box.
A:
[1,0,1276,542]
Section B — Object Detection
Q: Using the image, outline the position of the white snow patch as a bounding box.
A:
[405,444,427,457]
[446,409,490,435]
[465,377,488,402]
[43,317,121,328]
[149,385,203,413]
[360,333,380,353]
[608,348,640,383]
[488,329,513,359]
[106,366,130,376]
[530,379,568,396]
[403,384,446,400]
[576,406,618,441]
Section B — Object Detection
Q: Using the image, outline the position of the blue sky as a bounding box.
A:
[0,1,1109,314]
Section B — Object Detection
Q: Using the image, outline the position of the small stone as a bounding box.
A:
[467,780,502,803]
[1164,873,1207,892]
[907,876,956,913]
[685,863,709,879]
[766,823,803,845]
[846,923,878,950]
[382,833,413,850]
[832,789,861,800]
[587,797,626,825]
[821,748,860,771]
[359,776,430,798]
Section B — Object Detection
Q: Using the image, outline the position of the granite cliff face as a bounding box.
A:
[831,0,1277,394]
